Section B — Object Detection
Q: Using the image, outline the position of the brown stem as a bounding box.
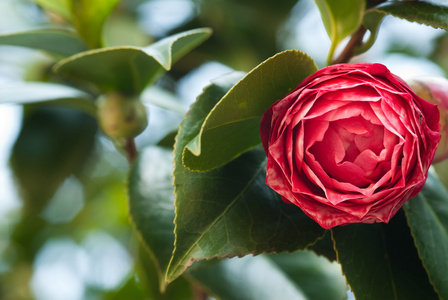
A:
[125,138,138,164]
[193,284,208,300]
[332,26,368,64]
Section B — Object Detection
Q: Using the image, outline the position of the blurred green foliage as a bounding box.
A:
[1,0,448,299]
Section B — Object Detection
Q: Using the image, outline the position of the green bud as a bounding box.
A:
[97,93,148,139]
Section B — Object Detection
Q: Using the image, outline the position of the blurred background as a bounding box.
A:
[0,0,447,299]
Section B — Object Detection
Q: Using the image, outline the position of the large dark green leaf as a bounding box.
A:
[0,82,96,115]
[403,170,448,300]
[373,1,448,31]
[0,28,87,56]
[183,50,317,172]
[168,72,325,283]
[54,28,212,94]
[332,210,438,300]
[10,106,97,211]
[128,146,176,291]
[314,0,365,62]
[189,256,308,300]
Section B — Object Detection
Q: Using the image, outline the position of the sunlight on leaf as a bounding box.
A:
[69,0,120,49]
[0,28,87,57]
[183,50,317,172]
[314,0,365,63]
[33,0,72,21]
[53,28,212,94]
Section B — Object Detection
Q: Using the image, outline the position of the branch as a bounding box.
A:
[332,26,367,64]
[125,138,138,164]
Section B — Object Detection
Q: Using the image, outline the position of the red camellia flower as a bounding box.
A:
[260,63,441,229]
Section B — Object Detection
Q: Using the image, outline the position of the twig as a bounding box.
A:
[193,284,208,300]
[332,26,368,64]
[125,138,138,164]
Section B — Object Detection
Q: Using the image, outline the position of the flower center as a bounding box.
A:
[307,115,387,187]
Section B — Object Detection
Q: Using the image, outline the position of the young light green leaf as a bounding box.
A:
[0,28,87,56]
[128,146,177,292]
[53,28,212,94]
[183,50,317,172]
[69,0,120,49]
[314,0,365,63]
[0,82,96,115]
[33,0,72,21]
[332,211,438,300]
[168,72,325,283]
[373,1,448,31]
[189,256,308,300]
[354,10,385,56]
[403,169,448,299]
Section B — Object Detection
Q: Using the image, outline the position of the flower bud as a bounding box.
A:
[408,76,448,163]
[97,93,148,139]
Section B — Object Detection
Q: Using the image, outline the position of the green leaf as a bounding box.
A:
[307,231,337,262]
[183,50,317,172]
[69,0,121,49]
[189,256,308,300]
[373,1,448,31]
[0,28,88,56]
[0,82,96,116]
[128,146,177,291]
[10,106,97,211]
[136,245,193,300]
[268,251,347,300]
[140,86,186,115]
[54,28,212,94]
[168,72,325,283]
[332,210,438,300]
[354,10,385,56]
[403,169,448,299]
[33,0,72,21]
[314,0,365,63]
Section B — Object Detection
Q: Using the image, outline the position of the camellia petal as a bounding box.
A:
[260,63,441,229]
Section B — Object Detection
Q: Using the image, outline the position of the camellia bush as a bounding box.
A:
[1,0,448,299]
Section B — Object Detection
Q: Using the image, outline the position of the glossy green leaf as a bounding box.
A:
[332,210,438,300]
[10,106,97,211]
[306,231,337,262]
[183,50,317,172]
[403,169,448,299]
[0,28,87,56]
[128,146,176,291]
[354,10,385,56]
[168,72,325,283]
[136,245,193,300]
[0,82,96,116]
[373,1,448,31]
[69,0,120,49]
[314,0,365,63]
[268,251,347,300]
[189,256,308,300]
[33,0,72,21]
[54,28,212,94]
